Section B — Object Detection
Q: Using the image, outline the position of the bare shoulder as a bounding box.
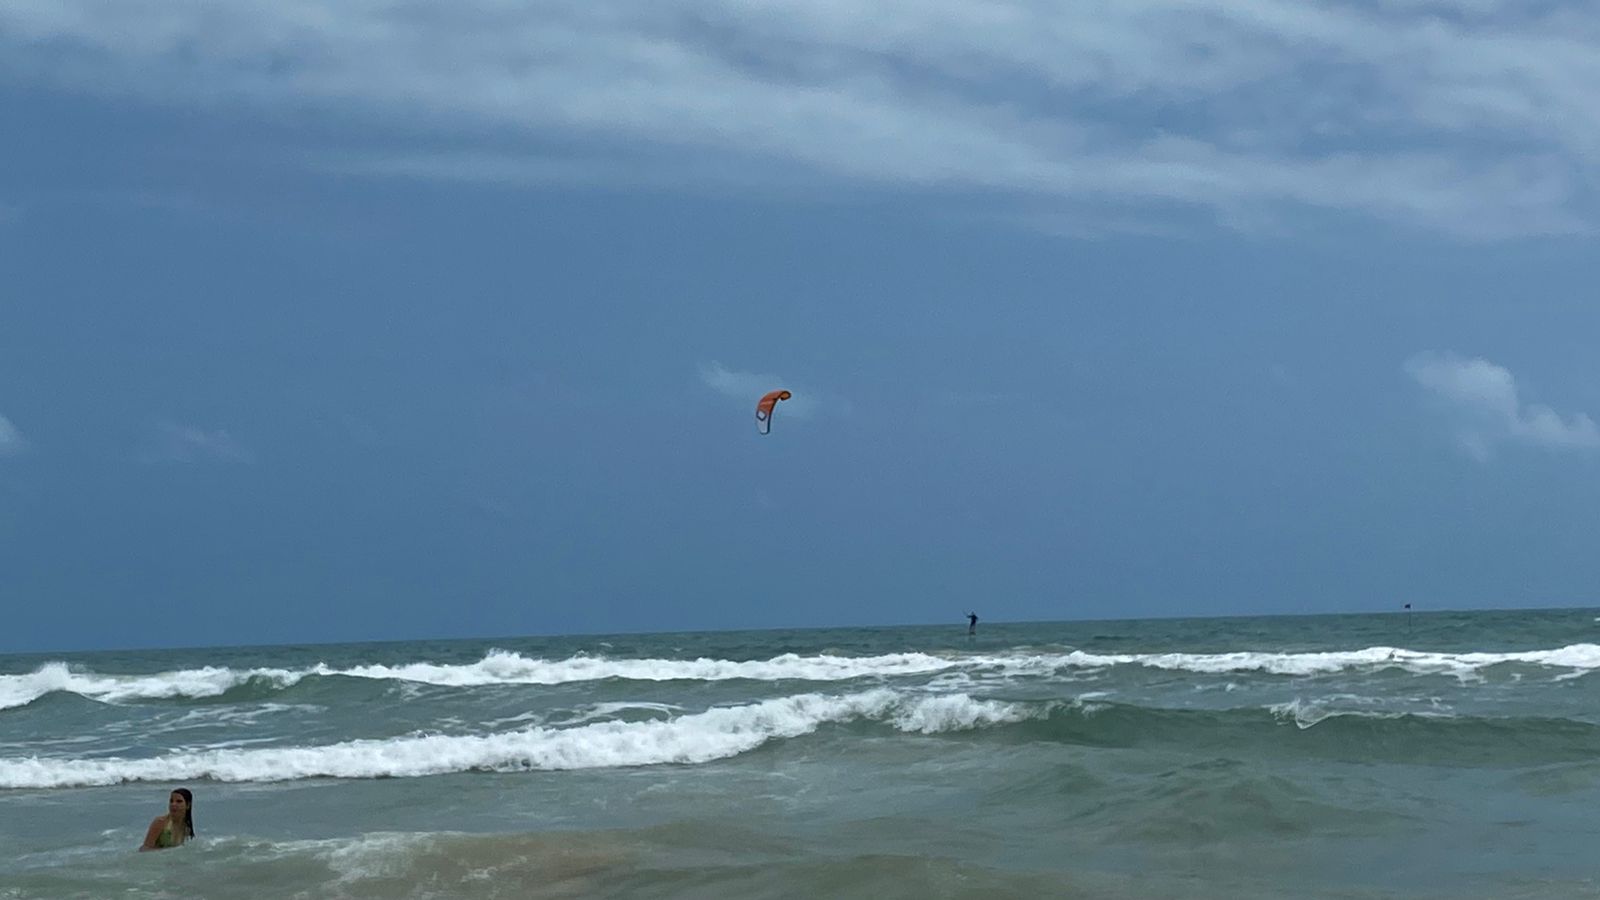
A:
[140,815,167,850]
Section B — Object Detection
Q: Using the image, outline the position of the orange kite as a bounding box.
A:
[755,390,791,434]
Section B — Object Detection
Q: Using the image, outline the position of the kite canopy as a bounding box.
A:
[755,390,792,434]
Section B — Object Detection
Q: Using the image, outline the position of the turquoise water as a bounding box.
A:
[4,609,1600,898]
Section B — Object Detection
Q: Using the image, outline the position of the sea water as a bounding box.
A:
[3,609,1599,898]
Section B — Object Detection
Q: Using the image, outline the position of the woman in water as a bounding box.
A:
[139,788,195,851]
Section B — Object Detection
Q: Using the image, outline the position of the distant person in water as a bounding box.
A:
[967,612,978,635]
[140,788,194,851]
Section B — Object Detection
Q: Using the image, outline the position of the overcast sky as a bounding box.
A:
[4,0,1600,652]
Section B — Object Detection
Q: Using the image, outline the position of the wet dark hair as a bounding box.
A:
[171,788,195,838]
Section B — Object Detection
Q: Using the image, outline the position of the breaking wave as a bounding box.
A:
[0,689,1043,788]
[7,643,1600,711]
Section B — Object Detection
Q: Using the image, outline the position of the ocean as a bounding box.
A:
[3,609,1599,899]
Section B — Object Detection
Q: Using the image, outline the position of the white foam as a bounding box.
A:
[889,694,1042,734]
[1267,697,1454,730]
[333,649,960,686]
[1044,644,1600,678]
[0,650,961,709]
[1269,698,1334,729]
[0,690,1043,788]
[323,832,434,881]
[555,701,683,727]
[0,662,306,710]
[9,643,1600,711]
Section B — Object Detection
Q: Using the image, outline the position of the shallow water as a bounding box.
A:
[5,610,1600,898]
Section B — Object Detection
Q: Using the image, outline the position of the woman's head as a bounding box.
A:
[169,788,195,838]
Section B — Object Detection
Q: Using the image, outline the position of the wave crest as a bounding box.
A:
[0,690,1044,788]
[8,642,1600,711]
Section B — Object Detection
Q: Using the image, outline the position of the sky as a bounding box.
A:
[3,0,1600,652]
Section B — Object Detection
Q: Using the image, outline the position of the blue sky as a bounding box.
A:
[3,0,1600,652]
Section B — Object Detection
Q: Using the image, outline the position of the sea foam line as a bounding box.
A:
[8,643,1600,711]
[1052,644,1600,677]
[0,690,1040,788]
[0,662,306,711]
[0,651,963,710]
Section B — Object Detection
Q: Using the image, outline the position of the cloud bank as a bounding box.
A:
[1405,352,1600,461]
[3,0,1598,237]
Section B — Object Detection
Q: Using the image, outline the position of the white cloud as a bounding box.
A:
[137,422,255,464]
[2,0,1598,237]
[698,361,823,419]
[0,414,26,456]
[1404,352,1600,460]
